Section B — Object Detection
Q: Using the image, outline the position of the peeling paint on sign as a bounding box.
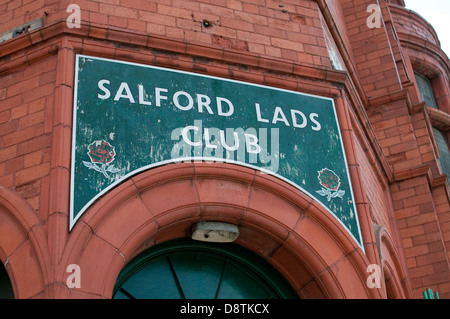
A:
[70,55,363,249]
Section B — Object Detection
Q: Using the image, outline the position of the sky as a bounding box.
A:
[404,0,450,58]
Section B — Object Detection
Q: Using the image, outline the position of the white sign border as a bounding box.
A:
[70,54,364,252]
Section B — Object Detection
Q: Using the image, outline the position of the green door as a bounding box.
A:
[0,262,14,299]
[113,239,297,299]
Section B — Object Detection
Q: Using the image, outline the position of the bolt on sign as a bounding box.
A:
[70,55,364,249]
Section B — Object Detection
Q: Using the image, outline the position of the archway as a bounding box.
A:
[0,185,49,299]
[113,238,298,299]
[0,262,13,299]
[64,162,380,299]
[379,227,412,299]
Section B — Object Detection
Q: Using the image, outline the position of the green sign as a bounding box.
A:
[70,55,363,248]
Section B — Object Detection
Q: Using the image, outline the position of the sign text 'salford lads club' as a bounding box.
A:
[70,55,363,248]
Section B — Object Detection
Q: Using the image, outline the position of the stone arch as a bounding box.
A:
[0,185,50,298]
[378,227,412,299]
[63,162,381,299]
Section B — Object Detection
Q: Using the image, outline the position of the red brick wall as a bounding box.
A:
[354,130,391,230]
[340,0,450,298]
[0,56,55,215]
[391,7,439,46]
[388,3,450,297]
[324,0,351,57]
[0,0,448,299]
[0,0,46,34]
[0,0,333,67]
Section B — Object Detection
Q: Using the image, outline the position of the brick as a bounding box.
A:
[400,225,425,238]
[158,4,192,19]
[176,18,201,32]
[406,257,417,269]
[403,193,433,208]
[235,10,268,25]
[99,3,138,19]
[26,195,39,211]
[405,149,421,160]
[408,264,435,278]
[304,44,327,56]
[255,24,286,39]
[286,31,318,45]
[4,157,23,174]
[12,0,44,19]
[0,173,14,187]
[389,141,418,154]
[28,97,46,114]
[373,118,399,132]
[166,26,184,39]
[191,11,221,26]
[379,136,401,148]
[0,88,6,100]
[226,0,242,11]
[199,3,235,18]
[212,35,248,51]
[421,272,450,286]
[392,187,416,201]
[395,206,420,219]
[10,104,28,119]
[404,244,429,258]
[0,110,9,124]
[93,0,120,4]
[281,48,298,61]
[121,0,157,11]
[406,213,437,227]
[16,134,51,156]
[184,30,212,44]
[139,11,176,27]
[1,126,35,147]
[271,37,303,51]
[398,176,429,190]
[416,250,448,266]
[173,0,199,10]
[22,83,55,103]
[0,145,17,162]
[264,45,282,57]
[202,25,236,39]
[0,120,17,137]
[237,30,271,45]
[412,232,442,246]
[7,0,22,11]
[108,15,128,28]
[242,3,258,14]
[18,110,45,129]
[23,58,56,80]
[221,17,254,32]
[7,76,40,98]
[88,11,108,25]
[15,162,50,185]
[39,71,56,86]
[23,150,42,168]
[127,19,147,33]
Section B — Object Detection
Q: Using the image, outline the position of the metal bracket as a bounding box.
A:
[0,18,43,44]
[191,221,239,243]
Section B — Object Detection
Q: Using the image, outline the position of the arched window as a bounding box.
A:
[113,239,298,299]
[415,72,450,182]
[415,72,438,109]
[0,262,14,299]
[433,128,450,184]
